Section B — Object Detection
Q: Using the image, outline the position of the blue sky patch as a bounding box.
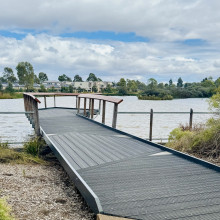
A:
[182,39,207,46]
[0,29,149,42]
[60,31,149,42]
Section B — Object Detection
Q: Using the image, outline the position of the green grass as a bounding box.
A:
[0,93,23,99]
[0,197,15,220]
[0,138,47,165]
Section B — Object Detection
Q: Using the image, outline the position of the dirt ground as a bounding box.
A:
[0,161,95,220]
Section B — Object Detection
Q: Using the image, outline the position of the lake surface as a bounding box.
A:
[0,96,211,145]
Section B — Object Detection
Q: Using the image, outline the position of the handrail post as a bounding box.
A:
[54,95,56,107]
[84,98,87,116]
[102,100,106,124]
[189,108,193,130]
[32,99,40,136]
[23,94,27,117]
[77,97,81,114]
[149,109,153,141]
[76,96,78,109]
[44,96,47,108]
[99,100,101,113]
[27,96,31,121]
[112,103,118,129]
[91,99,94,119]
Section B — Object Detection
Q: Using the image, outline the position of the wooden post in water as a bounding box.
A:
[102,100,106,124]
[112,103,118,129]
[44,96,47,108]
[189,108,193,130]
[54,95,56,107]
[77,97,81,114]
[84,98,87,116]
[90,99,94,119]
[149,109,153,141]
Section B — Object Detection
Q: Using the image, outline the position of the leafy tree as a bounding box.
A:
[69,85,74,93]
[201,78,215,87]
[158,83,164,89]
[169,79,173,86]
[104,84,113,93]
[92,85,98,92]
[87,73,100,81]
[16,62,34,90]
[147,78,157,89]
[117,78,126,87]
[2,67,17,83]
[34,74,40,84]
[209,87,220,113]
[127,79,138,92]
[136,80,147,90]
[39,72,48,83]
[73,74,83,82]
[0,82,3,92]
[177,77,183,87]
[58,74,71,82]
[0,77,7,83]
[215,77,220,88]
[5,82,14,93]
[39,84,46,92]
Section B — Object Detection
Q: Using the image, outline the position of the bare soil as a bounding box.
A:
[0,161,95,220]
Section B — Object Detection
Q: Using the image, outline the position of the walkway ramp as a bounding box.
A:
[39,108,220,220]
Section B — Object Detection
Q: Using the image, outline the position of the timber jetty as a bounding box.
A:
[23,93,220,220]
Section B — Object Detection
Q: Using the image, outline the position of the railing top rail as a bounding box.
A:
[26,92,79,96]
[23,92,41,103]
[78,94,123,104]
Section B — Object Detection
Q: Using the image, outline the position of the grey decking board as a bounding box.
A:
[38,108,220,220]
[68,133,114,163]
[57,134,98,167]
[49,135,81,170]
[66,133,107,165]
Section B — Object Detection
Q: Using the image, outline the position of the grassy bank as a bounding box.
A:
[0,138,47,164]
[0,93,23,99]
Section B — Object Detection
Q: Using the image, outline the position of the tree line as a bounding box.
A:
[113,77,220,99]
[0,61,219,99]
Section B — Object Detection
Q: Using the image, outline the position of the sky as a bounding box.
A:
[0,0,220,83]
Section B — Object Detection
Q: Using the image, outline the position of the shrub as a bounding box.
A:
[167,119,220,159]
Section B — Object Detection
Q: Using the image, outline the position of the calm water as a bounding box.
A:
[0,96,211,144]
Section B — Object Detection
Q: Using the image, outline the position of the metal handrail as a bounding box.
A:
[118,109,218,141]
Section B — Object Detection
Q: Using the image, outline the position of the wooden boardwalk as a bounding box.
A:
[38,107,220,220]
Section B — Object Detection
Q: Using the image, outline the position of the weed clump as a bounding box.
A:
[0,138,47,164]
[0,197,15,220]
[24,138,45,157]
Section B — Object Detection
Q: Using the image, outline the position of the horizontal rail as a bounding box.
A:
[78,94,123,104]
[118,111,218,114]
[30,92,79,97]
[0,111,34,114]
[0,142,28,144]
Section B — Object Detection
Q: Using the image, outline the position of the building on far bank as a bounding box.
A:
[73,81,112,92]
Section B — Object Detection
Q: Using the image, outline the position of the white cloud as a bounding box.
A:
[0,0,220,42]
[0,34,219,82]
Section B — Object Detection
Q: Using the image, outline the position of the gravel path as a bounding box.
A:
[0,162,95,220]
